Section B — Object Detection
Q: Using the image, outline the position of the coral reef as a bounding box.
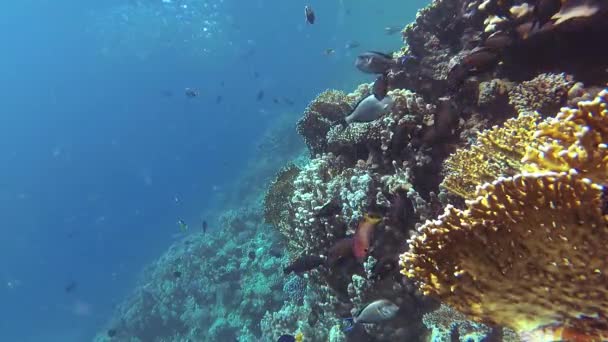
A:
[401,92,608,339]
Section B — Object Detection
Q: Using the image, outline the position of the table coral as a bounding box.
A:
[402,91,608,339]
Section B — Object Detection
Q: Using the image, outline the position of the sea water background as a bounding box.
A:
[0,0,427,340]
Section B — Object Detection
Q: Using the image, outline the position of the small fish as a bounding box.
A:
[107,329,118,338]
[372,74,388,101]
[273,98,280,104]
[283,255,325,274]
[484,30,512,50]
[248,251,256,260]
[304,5,315,24]
[345,299,399,330]
[202,220,207,233]
[316,199,342,218]
[353,214,383,262]
[355,51,395,74]
[184,88,199,98]
[256,90,264,101]
[343,94,394,125]
[215,95,223,104]
[384,25,402,35]
[395,54,417,66]
[177,219,188,232]
[161,90,173,97]
[324,48,335,56]
[253,71,260,79]
[345,40,360,49]
[65,281,77,293]
[173,270,182,278]
[282,97,295,106]
[278,331,304,342]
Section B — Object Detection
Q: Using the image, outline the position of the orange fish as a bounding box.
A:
[352,214,382,262]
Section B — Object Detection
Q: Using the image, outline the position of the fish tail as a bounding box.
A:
[364,213,382,224]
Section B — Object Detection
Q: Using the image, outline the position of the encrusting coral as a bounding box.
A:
[401,91,608,340]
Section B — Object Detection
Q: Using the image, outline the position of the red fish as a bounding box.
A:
[352,214,382,262]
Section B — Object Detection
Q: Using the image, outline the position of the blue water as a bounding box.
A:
[0,0,428,340]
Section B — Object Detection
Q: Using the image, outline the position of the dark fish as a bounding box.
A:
[462,47,499,70]
[304,5,315,24]
[220,81,225,87]
[283,255,325,274]
[327,237,353,266]
[256,90,264,101]
[277,335,296,342]
[384,25,402,35]
[355,51,395,74]
[273,98,280,104]
[107,329,118,338]
[253,71,260,79]
[185,88,199,98]
[173,270,182,278]
[248,251,256,260]
[372,74,389,101]
[324,48,336,55]
[65,281,77,293]
[215,95,223,104]
[202,220,207,233]
[484,30,512,50]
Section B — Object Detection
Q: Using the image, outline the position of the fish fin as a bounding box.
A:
[369,51,394,59]
[364,213,383,224]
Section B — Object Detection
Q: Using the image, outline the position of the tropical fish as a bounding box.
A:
[355,51,395,74]
[283,255,325,274]
[304,5,315,24]
[184,88,198,98]
[277,331,304,342]
[177,219,188,232]
[384,25,402,35]
[352,214,382,262]
[343,94,394,125]
[372,74,388,101]
[344,299,399,331]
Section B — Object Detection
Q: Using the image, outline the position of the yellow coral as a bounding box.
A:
[401,171,608,337]
[441,112,540,198]
[523,89,608,185]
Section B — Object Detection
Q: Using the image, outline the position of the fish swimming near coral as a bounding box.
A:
[355,51,395,74]
[353,213,383,262]
[343,94,394,125]
[177,219,188,232]
[344,299,399,330]
[277,331,304,342]
[283,255,325,274]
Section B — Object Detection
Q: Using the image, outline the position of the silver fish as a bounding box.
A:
[355,299,399,324]
[345,94,394,124]
[355,51,395,74]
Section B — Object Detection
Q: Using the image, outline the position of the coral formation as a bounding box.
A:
[402,91,608,339]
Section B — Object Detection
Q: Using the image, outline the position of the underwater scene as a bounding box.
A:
[2,0,608,341]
